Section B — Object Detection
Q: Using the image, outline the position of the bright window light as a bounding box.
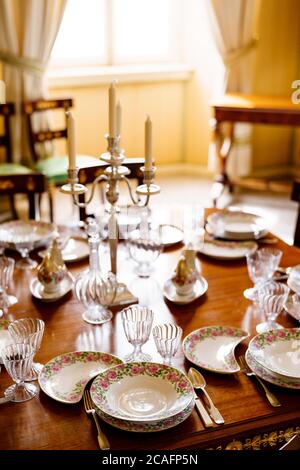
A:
[51,0,106,64]
[51,0,179,67]
[113,0,172,62]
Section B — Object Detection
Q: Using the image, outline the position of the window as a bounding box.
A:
[51,0,184,68]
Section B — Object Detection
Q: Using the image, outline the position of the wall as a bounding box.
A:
[252,0,300,172]
[49,81,185,165]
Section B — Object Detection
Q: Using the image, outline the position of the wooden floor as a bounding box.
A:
[13,174,298,245]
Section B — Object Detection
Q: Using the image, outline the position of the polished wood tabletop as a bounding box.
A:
[0,225,300,451]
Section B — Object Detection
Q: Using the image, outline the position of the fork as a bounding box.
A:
[83,389,110,450]
[238,355,281,408]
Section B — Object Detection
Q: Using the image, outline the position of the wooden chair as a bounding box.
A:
[291,179,300,248]
[23,98,99,221]
[0,103,46,219]
[78,157,144,221]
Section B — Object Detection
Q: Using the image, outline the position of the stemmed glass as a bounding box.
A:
[128,215,162,277]
[15,238,37,270]
[244,248,282,300]
[1,343,38,402]
[256,281,290,333]
[0,256,17,306]
[152,324,182,365]
[8,318,45,381]
[121,305,154,362]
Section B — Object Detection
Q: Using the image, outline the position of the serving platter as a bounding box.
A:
[38,351,123,404]
[0,220,56,249]
[183,326,249,374]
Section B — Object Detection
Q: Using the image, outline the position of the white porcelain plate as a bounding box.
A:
[206,210,267,240]
[245,349,300,390]
[0,220,56,249]
[160,225,183,247]
[163,277,208,305]
[90,362,194,422]
[183,326,249,374]
[284,297,300,323]
[248,328,300,379]
[0,320,12,364]
[38,237,89,263]
[30,274,74,302]
[95,398,194,433]
[38,351,123,404]
[199,239,257,260]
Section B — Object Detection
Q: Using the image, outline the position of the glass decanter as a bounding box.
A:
[74,219,117,325]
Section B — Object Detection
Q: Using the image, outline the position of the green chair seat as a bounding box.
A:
[35,154,99,185]
[0,163,33,175]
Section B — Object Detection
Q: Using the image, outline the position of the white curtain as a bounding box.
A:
[207,0,261,179]
[0,0,67,164]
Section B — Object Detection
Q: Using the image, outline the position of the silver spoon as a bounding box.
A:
[188,367,224,425]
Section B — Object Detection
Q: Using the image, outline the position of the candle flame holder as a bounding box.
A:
[60,133,160,307]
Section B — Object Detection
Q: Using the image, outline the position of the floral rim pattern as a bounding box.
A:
[249,328,300,379]
[183,326,249,373]
[38,351,123,404]
[245,350,300,390]
[250,328,300,351]
[90,362,194,421]
[96,399,195,433]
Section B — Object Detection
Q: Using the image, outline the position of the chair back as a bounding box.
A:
[291,180,300,248]
[0,103,15,163]
[23,98,73,162]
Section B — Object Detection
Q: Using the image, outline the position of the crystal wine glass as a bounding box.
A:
[256,281,290,333]
[128,216,162,277]
[121,305,154,362]
[244,248,282,300]
[1,343,38,402]
[8,318,45,381]
[0,255,17,306]
[152,324,182,365]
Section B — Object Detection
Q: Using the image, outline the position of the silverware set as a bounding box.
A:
[83,389,110,451]
[238,355,281,407]
[188,367,224,427]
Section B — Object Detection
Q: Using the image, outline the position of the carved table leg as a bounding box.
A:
[210,119,234,207]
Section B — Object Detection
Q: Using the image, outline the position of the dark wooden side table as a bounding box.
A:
[210,93,300,207]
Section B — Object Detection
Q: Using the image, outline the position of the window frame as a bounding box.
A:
[50,0,186,70]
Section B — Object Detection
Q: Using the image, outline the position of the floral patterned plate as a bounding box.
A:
[199,239,257,260]
[183,326,249,374]
[90,362,194,422]
[0,320,11,364]
[38,351,123,404]
[245,349,300,390]
[95,398,195,433]
[248,328,300,379]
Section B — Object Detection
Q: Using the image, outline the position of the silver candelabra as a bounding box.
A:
[60,133,160,306]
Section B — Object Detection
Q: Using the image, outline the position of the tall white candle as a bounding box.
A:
[109,81,116,137]
[116,101,121,136]
[145,115,152,171]
[66,111,76,170]
[0,81,6,104]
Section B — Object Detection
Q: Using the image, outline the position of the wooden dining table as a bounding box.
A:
[0,218,300,452]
